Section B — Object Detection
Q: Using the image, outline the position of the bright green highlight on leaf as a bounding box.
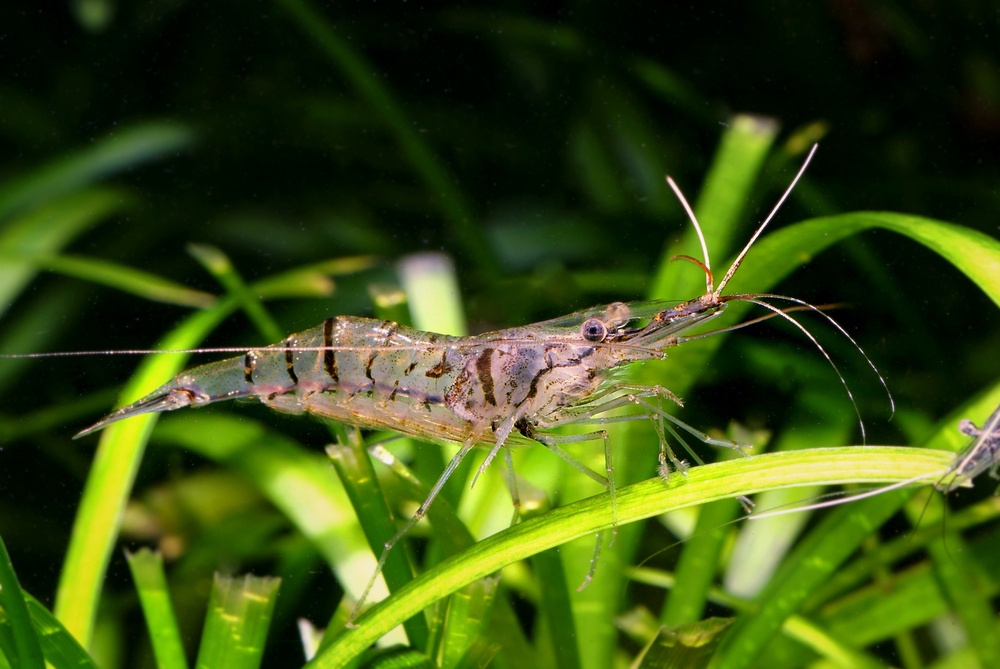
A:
[312,447,954,666]
[125,549,189,669]
[195,573,281,669]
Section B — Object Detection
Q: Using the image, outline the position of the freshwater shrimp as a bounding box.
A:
[748,404,1000,523]
[13,143,876,620]
[66,298,738,620]
[937,403,1000,493]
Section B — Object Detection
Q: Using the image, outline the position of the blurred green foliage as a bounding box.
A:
[1,2,999,668]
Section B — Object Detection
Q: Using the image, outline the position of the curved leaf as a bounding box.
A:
[0,122,194,221]
[311,447,953,665]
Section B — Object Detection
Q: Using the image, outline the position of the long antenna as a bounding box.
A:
[716,143,818,296]
[665,175,714,294]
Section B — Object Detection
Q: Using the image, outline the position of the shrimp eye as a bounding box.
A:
[581,318,608,342]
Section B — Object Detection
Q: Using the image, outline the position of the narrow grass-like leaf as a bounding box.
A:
[354,646,437,668]
[634,618,732,669]
[721,213,1000,316]
[398,253,467,337]
[0,536,45,669]
[194,573,281,669]
[53,298,238,647]
[631,57,714,125]
[309,447,953,665]
[188,243,284,342]
[852,212,1000,308]
[480,600,536,668]
[920,507,999,666]
[711,382,1000,669]
[7,253,216,308]
[150,415,373,596]
[0,598,21,664]
[660,498,741,628]
[451,637,501,669]
[0,288,83,391]
[251,255,379,299]
[70,0,113,31]
[627,568,894,668]
[810,491,1000,608]
[434,576,500,669]
[811,517,1000,651]
[0,122,193,221]
[320,431,538,664]
[326,431,427,648]
[445,12,712,126]
[778,617,885,669]
[723,387,854,598]
[525,500,582,669]
[712,491,916,669]
[823,560,967,641]
[325,432,535,659]
[585,82,678,218]
[570,119,632,215]
[0,187,129,316]
[443,11,584,55]
[125,548,189,669]
[22,594,98,669]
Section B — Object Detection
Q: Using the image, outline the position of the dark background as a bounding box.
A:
[1,1,998,666]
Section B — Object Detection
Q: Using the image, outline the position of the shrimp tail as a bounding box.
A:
[73,382,208,439]
[74,353,265,439]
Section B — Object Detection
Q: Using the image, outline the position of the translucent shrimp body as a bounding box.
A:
[65,143,848,622]
[76,301,720,449]
[72,298,731,623]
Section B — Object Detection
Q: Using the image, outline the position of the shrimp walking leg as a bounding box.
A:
[531,429,617,528]
[348,436,479,626]
[529,428,618,589]
[500,448,521,527]
[542,383,750,476]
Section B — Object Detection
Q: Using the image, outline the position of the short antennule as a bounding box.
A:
[669,254,715,291]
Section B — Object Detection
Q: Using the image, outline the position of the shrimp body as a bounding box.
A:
[59,143,865,622]
[937,404,1000,492]
[76,301,718,448]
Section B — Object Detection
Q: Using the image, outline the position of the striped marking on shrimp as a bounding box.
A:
[284,336,299,384]
[323,317,338,383]
[475,348,497,406]
[244,350,258,384]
